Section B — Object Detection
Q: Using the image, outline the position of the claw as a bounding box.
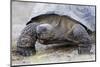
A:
[17,47,36,56]
[78,45,91,54]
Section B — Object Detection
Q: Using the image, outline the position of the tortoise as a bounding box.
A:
[16,3,95,56]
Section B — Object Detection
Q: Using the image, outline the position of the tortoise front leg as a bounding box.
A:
[17,23,39,56]
[72,24,92,54]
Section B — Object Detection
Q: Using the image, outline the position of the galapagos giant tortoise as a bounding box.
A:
[16,3,95,56]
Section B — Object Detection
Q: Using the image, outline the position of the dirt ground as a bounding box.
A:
[11,1,95,66]
[12,42,95,66]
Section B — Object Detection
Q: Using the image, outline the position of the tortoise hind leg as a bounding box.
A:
[17,23,39,56]
[72,24,92,54]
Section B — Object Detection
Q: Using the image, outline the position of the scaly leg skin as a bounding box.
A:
[17,23,39,56]
[72,24,92,54]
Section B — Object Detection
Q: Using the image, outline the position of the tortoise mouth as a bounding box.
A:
[37,36,76,45]
[37,32,55,40]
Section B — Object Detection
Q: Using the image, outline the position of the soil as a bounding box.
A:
[11,42,95,66]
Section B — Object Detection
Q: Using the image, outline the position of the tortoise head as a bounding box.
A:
[36,23,55,40]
